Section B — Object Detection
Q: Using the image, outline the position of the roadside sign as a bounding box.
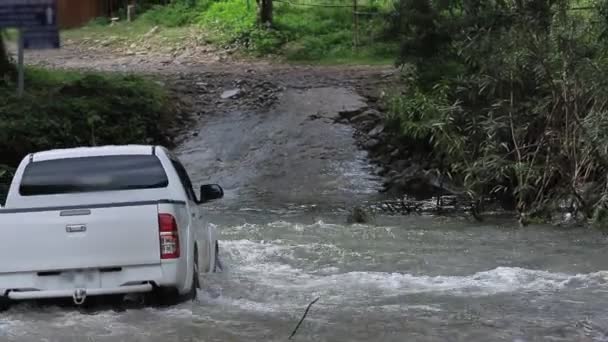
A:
[0,0,58,32]
[23,27,60,49]
[0,0,60,49]
[0,0,61,97]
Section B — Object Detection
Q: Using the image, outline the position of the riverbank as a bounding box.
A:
[0,67,195,204]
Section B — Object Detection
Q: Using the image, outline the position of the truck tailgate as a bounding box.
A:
[0,204,161,274]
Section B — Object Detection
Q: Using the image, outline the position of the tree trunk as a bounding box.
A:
[257,0,273,26]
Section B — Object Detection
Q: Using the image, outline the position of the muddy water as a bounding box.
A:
[2,88,608,342]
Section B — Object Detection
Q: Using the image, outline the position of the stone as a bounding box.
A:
[392,160,408,171]
[363,138,380,149]
[346,206,374,224]
[221,88,241,99]
[145,26,160,37]
[350,110,381,124]
[368,124,385,137]
[374,166,386,175]
[338,108,365,120]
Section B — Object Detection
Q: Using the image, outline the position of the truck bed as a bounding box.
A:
[0,200,180,274]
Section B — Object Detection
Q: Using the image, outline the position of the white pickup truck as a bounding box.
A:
[0,145,223,307]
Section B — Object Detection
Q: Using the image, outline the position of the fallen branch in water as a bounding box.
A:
[289,297,320,340]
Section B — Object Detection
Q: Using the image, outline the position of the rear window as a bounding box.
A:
[19,155,169,196]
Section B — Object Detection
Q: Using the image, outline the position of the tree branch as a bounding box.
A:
[289,297,320,340]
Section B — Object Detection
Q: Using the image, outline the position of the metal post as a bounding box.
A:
[17,29,24,98]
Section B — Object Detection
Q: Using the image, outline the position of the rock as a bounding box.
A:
[392,160,408,171]
[130,43,137,49]
[124,50,135,56]
[350,109,381,124]
[387,170,399,179]
[221,88,241,99]
[347,206,374,224]
[368,124,384,137]
[363,138,380,149]
[390,148,400,158]
[374,166,386,175]
[145,26,160,37]
[338,108,365,120]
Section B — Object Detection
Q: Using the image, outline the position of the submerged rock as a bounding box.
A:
[221,88,241,99]
[347,206,374,224]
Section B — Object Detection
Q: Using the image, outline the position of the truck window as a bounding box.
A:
[170,159,197,202]
[19,155,169,196]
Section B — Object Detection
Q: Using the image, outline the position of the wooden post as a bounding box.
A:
[127,4,135,22]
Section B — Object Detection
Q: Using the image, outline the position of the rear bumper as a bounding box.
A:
[0,262,184,300]
[7,284,153,300]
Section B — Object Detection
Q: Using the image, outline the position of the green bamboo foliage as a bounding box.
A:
[389,0,608,224]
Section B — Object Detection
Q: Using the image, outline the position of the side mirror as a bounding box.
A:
[198,184,224,204]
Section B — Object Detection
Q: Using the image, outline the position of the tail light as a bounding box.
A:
[159,214,180,259]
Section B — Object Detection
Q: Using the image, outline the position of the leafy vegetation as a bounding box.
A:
[0,68,178,204]
[386,0,608,225]
[200,0,398,61]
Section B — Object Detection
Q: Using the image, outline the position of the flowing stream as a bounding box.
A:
[2,88,608,342]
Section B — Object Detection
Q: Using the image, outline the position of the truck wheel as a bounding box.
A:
[188,245,201,301]
[0,296,10,312]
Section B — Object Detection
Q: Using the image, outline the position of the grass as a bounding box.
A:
[62,0,397,64]
[198,0,397,62]
[0,68,177,169]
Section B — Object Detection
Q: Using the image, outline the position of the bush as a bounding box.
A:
[198,0,256,45]
[139,0,210,27]
[388,0,608,223]
[0,69,174,168]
